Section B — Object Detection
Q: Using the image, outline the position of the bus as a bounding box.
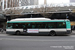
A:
[6,18,71,36]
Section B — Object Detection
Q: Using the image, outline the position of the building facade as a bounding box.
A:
[70,0,75,2]
[1,0,75,29]
[0,0,6,29]
[19,0,38,6]
[2,0,38,9]
[0,0,2,10]
[30,0,38,5]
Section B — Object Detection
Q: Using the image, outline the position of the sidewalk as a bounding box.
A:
[70,30,75,35]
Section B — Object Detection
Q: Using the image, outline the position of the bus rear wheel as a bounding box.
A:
[49,31,56,36]
[16,31,21,35]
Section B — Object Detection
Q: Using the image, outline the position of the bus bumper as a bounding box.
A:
[66,30,71,34]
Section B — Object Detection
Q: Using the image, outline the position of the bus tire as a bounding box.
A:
[49,31,56,36]
[16,31,21,35]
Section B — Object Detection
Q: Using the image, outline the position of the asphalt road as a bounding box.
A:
[0,32,75,50]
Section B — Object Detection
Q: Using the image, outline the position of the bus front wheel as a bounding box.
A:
[49,31,56,36]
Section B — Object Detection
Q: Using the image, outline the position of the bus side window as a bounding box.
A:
[45,24,48,28]
[57,22,66,28]
[23,25,25,28]
[47,22,56,28]
[41,23,45,28]
[7,23,13,29]
[36,23,41,28]
[31,23,36,28]
[15,24,18,28]
[28,23,31,28]
[23,23,28,29]
[32,25,35,28]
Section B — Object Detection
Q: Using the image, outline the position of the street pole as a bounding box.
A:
[2,0,4,10]
[66,14,69,19]
[19,0,21,6]
[6,0,8,8]
[44,0,47,13]
[44,0,46,5]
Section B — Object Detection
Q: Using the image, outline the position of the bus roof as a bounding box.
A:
[9,18,51,21]
[7,18,70,23]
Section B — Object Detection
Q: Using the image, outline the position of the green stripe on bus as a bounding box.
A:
[7,20,67,23]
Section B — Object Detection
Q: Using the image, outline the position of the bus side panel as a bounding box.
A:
[6,29,23,34]
[39,29,67,35]
[6,29,15,34]
[14,29,23,32]
[66,21,71,34]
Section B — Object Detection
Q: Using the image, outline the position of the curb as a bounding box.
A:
[0,32,6,34]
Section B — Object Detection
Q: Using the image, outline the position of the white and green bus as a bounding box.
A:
[6,18,71,36]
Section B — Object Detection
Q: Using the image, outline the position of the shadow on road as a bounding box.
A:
[8,34,70,37]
